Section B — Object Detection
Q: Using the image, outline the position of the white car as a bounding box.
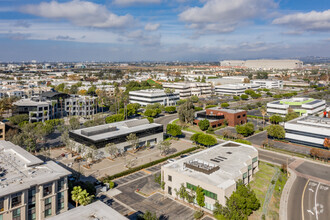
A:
[167,159,176,163]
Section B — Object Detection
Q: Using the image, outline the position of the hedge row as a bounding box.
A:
[100,146,198,182]
[247,115,269,120]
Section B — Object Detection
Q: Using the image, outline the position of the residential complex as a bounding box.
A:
[284,116,330,148]
[251,80,283,89]
[13,92,97,122]
[267,97,326,116]
[129,89,179,106]
[161,141,259,210]
[162,82,211,99]
[0,141,71,220]
[194,108,247,128]
[69,118,163,156]
[214,83,260,96]
[48,201,128,220]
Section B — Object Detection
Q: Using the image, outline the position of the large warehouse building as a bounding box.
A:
[161,141,258,211]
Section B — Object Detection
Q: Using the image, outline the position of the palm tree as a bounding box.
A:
[52,101,56,119]
[59,97,63,118]
[71,186,83,207]
[78,189,94,206]
[260,106,267,129]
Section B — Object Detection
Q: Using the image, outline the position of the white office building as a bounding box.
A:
[251,80,283,89]
[162,82,211,99]
[267,98,326,116]
[129,89,179,106]
[214,83,260,95]
[162,141,258,211]
[285,116,330,148]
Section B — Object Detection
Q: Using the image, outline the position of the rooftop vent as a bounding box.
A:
[81,126,117,136]
[124,119,149,128]
[184,159,219,175]
[222,142,240,147]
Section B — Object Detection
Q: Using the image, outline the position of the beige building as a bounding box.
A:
[162,82,212,99]
[161,141,258,211]
[0,123,5,140]
[0,141,71,220]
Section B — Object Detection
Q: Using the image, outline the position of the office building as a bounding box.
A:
[48,201,128,220]
[251,80,283,89]
[162,83,211,99]
[284,116,330,148]
[161,141,258,210]
[69,119,163,156]
[267,98,326,116]
[214,84,260,96]
[194,108,247,128]
[0,141,71,220]
[129,89,179,106]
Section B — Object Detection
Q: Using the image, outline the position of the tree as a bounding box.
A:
[197,134,217,147]
[270,114,283,124]
[71,186,83,207]
[241,94,249,100]
[178,99,195,123]
[324,138,330,149]
[191,96,199,103]
[69,117,80,130]
[106,143,118,158]
[8,114,29,125]
[78,189,94,206]
[178,184,187,201]
[267,124,285,139]
[285,112,299,122]
[165,106,176,113]
[196,186,205,208]
[105,114,125,123]
[144,109,158,118]
[233,96,240,101]
[157,140,171,156]
[126,133,139,150]
[260,106,267,128]
[235,122,254,137]
[166,123,182,137]
[198,119,210,131]
[221,103,229,108]
[139,211,158,220]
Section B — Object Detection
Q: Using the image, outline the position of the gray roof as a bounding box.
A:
[13,99,49,106]
[49,201,128,220]
[286,115,330,128]
[0,141,71,197]
[163,141,258,189]
[71,119,162,141]
[207,107,246,114]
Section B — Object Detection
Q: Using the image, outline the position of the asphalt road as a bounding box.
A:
[154,113,178,127]
[296,162,330,181]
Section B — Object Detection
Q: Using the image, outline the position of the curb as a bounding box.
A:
[279,168,297,220]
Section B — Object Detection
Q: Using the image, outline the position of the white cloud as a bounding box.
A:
[144,23,160,31]
[21,0,134,28]
[273,10,330,32]
[179,0,277,33]
[113,0,161,5]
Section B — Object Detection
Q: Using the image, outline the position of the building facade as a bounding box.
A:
[194,108,247,128]
[161,141,258,210]
[162,83,212,99]
[0,122,5,140]
[284,116,330,148]
[0,141,71,220]
[129,89,179,106]
[214,84,260,96]
[251,80,283,89]
[69,119,163,157]
[267,98,326,116]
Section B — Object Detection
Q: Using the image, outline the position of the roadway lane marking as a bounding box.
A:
[309,188,314,193]
[315,182,320,220]
[307,210,315,215]
[302,179,310,220]
[319,185,328,191]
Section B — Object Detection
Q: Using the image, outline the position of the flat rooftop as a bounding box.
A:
[207,107,246,114]
[70,119,163,141]
[163,141,258,189]
[129,89,179,96]
[48,201,128,220]
[287,116,330,129]
[0,141,71,197]
[14,99,49,106]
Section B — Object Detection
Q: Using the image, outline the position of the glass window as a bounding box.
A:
[252,157,258,163]
[11,193,22,208]
[0,198,4,212]
[43,183,53,197]
[168,186,172,195]
[28,204,36,220]
[13,208,21,220]
[57,192,65,211]
[45,198,52,217]
[168,175,172,182]
[28,187,36,204]
[0,214,3,220]
[57,178,65,191]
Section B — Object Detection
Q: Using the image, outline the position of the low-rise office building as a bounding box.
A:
[48,201,128,220]
[129,89,179,106]
[69,119,163,157]
[284,116,330,148]
[251,80,283,89]
[267,97,326,116]
[0,141,71,220]
[162,141,258,210]
[194,108,247,128]
[162,82,212,99]
[214,83,260,96]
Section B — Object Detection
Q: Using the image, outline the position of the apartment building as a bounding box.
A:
[69,118,163,157]
[251,80,283,89]
[267,97,326,116]
[0,141,71,220]
[129,89,179,106]
[284,116,330,148]
[194,108,247,128]
[214,83,260,96]
[162,141,258,210]
[13,92,97,122]
[0,123,5,140]
[162,82,211,99]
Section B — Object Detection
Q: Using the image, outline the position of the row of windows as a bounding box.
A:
[285,129,328,140]
[186,183,217,200]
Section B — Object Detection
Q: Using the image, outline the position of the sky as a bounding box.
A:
[0,0,329,62]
